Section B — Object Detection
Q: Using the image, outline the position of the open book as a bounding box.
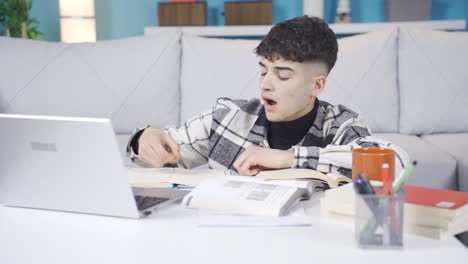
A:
[182,176,323,217]
[127,167,229,188]
[256,168,352,189]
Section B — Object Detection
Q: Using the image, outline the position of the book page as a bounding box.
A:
[226,175,314,189]
[325,173,352,186]
[171,168,229,186]
[212,176,320,198]
[266,179,322,198]
[130,182,174,188]
[256,168,336,187]
[196,202,311,227]
[182,176,305,216]
[127,167,228,187]
[127,168,173,184]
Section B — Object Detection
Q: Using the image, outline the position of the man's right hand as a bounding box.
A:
[137,128,180,168]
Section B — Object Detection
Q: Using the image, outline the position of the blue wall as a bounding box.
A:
[96,0,160,40]
[29,0,60,41]
[94,0,302,40]
[432,0,468,21]
[29,0,468,42]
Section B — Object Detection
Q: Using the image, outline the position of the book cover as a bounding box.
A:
[320,184,468,238]
[403,185,468,219]
[322,211,466,240]
[321,184,468,220]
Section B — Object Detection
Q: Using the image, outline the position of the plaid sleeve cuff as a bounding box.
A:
[126,126,149,162]
[291,145,320,169]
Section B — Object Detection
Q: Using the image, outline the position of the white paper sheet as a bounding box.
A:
[196,202,312,227]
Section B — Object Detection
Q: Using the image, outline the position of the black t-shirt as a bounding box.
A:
[267,99,319,150]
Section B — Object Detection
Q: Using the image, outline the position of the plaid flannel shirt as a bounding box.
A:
[128,97,409,177]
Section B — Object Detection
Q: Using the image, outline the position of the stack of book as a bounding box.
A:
[320,183,468,239]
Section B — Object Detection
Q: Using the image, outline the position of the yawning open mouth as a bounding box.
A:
[262,95,277,111]
[265,99,277,106]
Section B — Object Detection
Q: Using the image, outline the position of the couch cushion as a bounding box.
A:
[181,29,399,132]
[422,134,468,192]
[374,133,457,190]
[180,35,261,122]
[398,28,468,134]
[321,28,399,133]
[0,30,181,134]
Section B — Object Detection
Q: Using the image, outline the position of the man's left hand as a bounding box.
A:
[233,146,294,176]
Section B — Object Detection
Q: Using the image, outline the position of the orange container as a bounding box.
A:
[352,148,395,182]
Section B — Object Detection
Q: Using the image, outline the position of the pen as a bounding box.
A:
[357,173,372,194]
[393,161,418,192]
[353,178,366,194]
[361,174,376,194]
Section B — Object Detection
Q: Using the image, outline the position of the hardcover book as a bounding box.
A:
[404,185,468,219]
[320,184,468,239]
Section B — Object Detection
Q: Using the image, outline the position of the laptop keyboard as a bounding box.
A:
[134,195,169,211]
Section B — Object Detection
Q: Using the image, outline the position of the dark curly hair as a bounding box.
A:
[255,16,338,73]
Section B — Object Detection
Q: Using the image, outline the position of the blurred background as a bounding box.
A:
[1,0,467,42]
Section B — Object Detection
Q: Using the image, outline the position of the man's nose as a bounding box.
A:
[260,73,273,91]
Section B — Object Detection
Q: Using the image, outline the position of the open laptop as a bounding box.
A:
[0,114,188,219]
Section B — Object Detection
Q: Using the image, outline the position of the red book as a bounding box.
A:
[403,185,468,220]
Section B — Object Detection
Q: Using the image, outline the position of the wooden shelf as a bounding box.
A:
[147,19,466,37]
[224,2,272,25]
[158,2,207,26]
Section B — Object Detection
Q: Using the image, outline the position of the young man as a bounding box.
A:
[126,16,408,177]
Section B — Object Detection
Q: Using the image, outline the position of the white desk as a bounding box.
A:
[1,198,466,264]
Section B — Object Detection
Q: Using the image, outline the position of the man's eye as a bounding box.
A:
[278,75,290,80]
[261,72,267,76]
[277,71,291,80]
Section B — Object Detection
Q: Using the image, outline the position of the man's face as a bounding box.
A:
[259,57,322,122]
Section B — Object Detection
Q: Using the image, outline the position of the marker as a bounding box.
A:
[382,163,393,195]
[393,161,418,192]
[392,169,405,191]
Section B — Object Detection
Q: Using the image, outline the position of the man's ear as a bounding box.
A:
[310,75,326,97]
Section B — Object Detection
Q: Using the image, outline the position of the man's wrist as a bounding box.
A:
[126,126,149,161]
[130,129,146,155]
[283,149,295,168]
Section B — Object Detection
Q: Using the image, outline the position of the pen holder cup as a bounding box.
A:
[355,190,406,249]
